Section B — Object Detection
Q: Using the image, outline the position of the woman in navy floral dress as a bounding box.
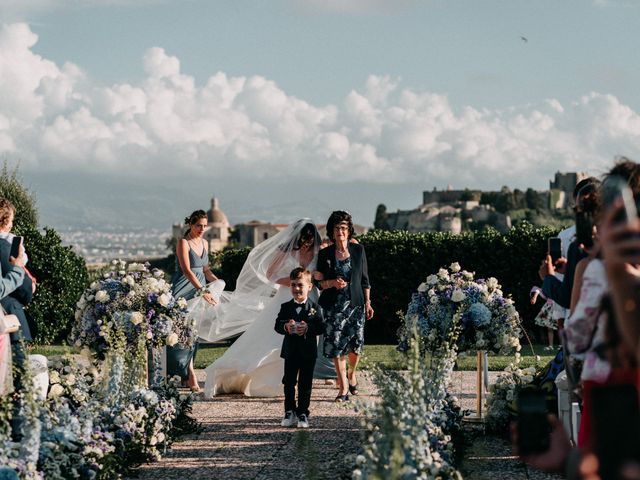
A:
[316,211,374,402]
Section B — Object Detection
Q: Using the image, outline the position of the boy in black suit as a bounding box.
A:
[274,267,324,428]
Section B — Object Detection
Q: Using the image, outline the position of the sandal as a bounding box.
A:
[334,394,350,403]
[348,383,359,395]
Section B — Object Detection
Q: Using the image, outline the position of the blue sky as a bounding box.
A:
[1,0,640,229]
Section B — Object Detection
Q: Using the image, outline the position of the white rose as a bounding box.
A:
[449,262,461,273]
[426,274,439,285]
[49,371,61,384]
[177,297,188,309]
[158,294,171,307]
[130,312,144,325]
[48,384,64,398]
[95,290,109,303]
[166,333,179,346]
[123,276,135,287]
[451,289,466,302]
[417,282,428,293]
[66,374,76,386]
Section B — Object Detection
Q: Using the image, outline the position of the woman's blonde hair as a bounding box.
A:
[0,198,15,229]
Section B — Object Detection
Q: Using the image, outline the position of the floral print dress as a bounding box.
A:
[323,257,366,358]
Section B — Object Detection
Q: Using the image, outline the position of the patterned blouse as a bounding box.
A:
[564,258,610,383]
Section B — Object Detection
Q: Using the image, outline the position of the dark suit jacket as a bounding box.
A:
[542,240,587,309]
[274,299,324,359]
[316,242,370,310]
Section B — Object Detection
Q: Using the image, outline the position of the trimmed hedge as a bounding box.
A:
[17,226,89,344]
[202,222,558,344]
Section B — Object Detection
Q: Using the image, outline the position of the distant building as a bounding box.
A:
[234,221,288,248]
[172,197,230,252]
[549,171,588,209]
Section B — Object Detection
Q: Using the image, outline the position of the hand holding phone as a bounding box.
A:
[10,236,22,260]
[517,389,551,455]
[547,237,562,264]
[602,175,638,224]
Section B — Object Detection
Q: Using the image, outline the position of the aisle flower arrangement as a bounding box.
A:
[0,260,201,479]
[0,351,197,480]
[354,334,464,480]
[71,260,195,357]
[398,263,521,355]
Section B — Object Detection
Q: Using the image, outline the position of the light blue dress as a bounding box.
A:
[166,239,208,380]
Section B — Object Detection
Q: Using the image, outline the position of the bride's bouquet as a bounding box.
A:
[71,260,195,356]
[398,263,521,355]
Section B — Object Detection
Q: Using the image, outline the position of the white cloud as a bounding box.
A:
[1,23,640,190]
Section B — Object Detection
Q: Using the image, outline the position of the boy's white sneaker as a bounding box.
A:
[281,411,297,427]
[297,414,309,428]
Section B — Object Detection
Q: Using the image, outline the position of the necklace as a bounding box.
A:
[336,246,349,259]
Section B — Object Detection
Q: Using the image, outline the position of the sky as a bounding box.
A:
[1,0,640,230]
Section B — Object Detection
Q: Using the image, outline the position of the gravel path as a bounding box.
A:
[129,372,374,480]
[128,370,562,480]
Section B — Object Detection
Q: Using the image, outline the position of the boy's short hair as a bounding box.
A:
[290,267,312,283]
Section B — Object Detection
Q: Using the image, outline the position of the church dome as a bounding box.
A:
[207,197,229,225]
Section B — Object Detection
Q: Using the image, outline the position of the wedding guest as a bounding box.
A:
[599,162,640,359]
[538,178,600,310]
[0,199,27,394]
[167,210,219,392]
[0,199,35,344]
[275,268,325,428]
[316,210,373,402]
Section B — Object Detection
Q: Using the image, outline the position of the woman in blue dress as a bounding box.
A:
[168,209,219,392]
[316,210,374,402]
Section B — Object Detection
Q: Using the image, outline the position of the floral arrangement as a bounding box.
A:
[354,334,463,480]
[71,260,195,356]
[0,352,199,480]
[398,263,521,355]
[485,363,541,432]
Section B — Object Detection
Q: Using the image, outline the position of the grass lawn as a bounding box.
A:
[195,342,558,371]
[33,343,558,372]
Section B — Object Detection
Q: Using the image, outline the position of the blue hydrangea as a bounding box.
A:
[468,302,492,327]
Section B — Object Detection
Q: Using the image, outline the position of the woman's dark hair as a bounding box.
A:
[604,157,640,197]
[0,198,15,229]
[294,223,317,250]
[574,185,600,248]
[326,210,354,242]
[184,210,207,237]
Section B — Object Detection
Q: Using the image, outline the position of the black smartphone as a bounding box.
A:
[591,384,640,480]
[10,236,22,259]
[602,175,638,224]
[547,237,562,263]
[517,389,550,455]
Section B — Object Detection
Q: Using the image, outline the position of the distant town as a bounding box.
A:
[63,171,585,264]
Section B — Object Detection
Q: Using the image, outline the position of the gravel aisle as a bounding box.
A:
[129,374,374,480]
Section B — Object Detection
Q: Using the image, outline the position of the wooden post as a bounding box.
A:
[464,350,485,423]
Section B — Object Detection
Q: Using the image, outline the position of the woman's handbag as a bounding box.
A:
[0,309,20,334]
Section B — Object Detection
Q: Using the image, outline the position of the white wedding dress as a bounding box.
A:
[198,220,320,397]
[204,285,293,397]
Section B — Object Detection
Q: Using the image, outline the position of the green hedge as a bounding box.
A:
[204,222,558,344]
[17,226,89,344]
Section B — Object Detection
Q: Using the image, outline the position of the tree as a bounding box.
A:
[0,161,38,230]
[374,204,390,230]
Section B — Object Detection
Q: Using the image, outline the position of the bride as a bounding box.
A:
[195,220,321,397]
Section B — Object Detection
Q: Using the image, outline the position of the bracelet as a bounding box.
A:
[196,286,209,297]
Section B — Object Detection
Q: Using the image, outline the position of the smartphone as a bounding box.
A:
[602,175,638,224]
[591,384,640,480]
[547,237,562,263]
[10,236,22,259]
[517,389,550,455]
